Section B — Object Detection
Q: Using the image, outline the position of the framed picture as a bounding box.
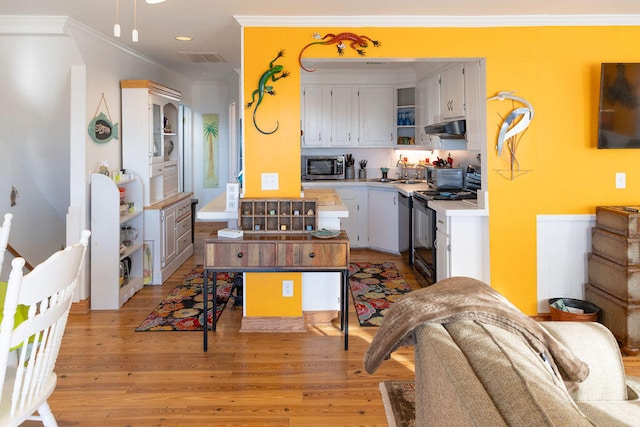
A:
[203,114,219,188]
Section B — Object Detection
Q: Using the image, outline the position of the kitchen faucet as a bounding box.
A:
[396,154,407,178]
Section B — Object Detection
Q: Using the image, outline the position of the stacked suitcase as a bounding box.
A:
[586,206,640,355]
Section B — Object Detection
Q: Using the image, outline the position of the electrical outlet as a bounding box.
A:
[261,173,279,191]
[616,172,626,189]
[282,280,294,297]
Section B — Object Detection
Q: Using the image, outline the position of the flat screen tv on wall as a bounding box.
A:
[598,63,640,149]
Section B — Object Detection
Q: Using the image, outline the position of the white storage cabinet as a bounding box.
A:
[144,193,193,285]
[90,173,144,309]
[121,80,181,206]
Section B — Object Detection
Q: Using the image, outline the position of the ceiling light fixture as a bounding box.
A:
[175,36,193,41]
[145,0,166,3]
[113,0,121,37]
[132,0,139,42]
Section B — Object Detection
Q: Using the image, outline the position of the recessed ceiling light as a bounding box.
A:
[146,0,166,4]
[175,36,193,41]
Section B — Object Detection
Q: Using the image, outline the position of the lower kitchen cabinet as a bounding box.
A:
[334,187,368,248]
[434,209,489,282]
[144,192,193,284]
[368,187,400,254]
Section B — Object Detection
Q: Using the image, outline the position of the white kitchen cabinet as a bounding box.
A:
[301,86,358,147]
[462,60,485,151]
[440,63,466,120]
[418,74,443,148]
[331,87,359,146]
[367,187,399,254]
[144,193,193,285]
[359,86,395,146]
[335,187,368,247]
[90,173,144,309]
[302,85,393,147]
[434,209,489,282]
[301,86,330,147]
[121,80,181,206]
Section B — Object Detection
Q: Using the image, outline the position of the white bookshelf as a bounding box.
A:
[90,173,145,309]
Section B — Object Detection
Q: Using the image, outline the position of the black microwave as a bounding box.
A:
[302,155,345,180]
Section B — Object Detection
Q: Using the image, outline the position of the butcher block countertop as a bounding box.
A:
[197,188,348,221]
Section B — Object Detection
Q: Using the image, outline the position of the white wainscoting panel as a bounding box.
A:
[536,214,596,313]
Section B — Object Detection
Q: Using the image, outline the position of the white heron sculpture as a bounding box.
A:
[488,91,534,155]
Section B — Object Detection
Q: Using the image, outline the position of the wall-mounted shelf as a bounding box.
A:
[239,199,318,233]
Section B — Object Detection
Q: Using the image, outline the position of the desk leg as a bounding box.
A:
[343,269,349,351]
[202,270,218,352]
[203,269,208,352]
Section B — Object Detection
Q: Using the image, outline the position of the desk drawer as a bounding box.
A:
[277,242,348,268]
[207,242,276,268]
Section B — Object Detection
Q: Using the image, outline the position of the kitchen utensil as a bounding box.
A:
[359,159,367,169]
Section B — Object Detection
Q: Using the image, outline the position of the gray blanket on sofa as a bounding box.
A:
[363,276,589,388]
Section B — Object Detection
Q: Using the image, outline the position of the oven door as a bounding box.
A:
[412,197,436,286]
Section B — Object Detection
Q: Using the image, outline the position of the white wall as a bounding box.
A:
[0,17,237,299]
[191,77,239,207]
[0,33,83,279]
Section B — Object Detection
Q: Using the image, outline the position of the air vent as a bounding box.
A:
[179,52,226,63]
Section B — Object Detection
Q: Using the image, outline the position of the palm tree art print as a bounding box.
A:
[203,114,219,188]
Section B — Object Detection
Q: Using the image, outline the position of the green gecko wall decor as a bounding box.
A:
[298,32,382,72]
[245,49,290,135]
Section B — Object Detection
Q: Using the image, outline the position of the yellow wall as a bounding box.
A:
[242,25,640,315]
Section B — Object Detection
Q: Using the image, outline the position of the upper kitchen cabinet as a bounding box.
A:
[358,86,394,146]
[302,86,358,147]
[439,63,466,121]
[121,80,181,206]
[462,60,486,152]
[301,85,394,147]
[301,86,330,147]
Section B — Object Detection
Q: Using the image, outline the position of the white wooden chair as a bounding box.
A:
[0,213,13,278]
[0,229,90,427]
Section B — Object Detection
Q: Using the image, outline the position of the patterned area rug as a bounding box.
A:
[379,381,416,427]
[349,261,413,326]
[135,266,234,331]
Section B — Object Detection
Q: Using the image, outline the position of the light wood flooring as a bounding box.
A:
[31,246,640,426]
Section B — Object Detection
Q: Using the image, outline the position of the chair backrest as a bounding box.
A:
[0,229,90,421]
[0,213,13,278]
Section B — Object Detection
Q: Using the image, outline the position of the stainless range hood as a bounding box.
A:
[424,119,466,139]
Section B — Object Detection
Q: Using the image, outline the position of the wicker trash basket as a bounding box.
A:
[548,298,601,322]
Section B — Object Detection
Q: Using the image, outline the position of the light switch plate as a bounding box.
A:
[616,172,626,189]
[261,173,279,191]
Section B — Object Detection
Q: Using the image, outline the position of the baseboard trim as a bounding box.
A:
[303,310,339,326]
[71,298,91,314]
[240,316,306,333]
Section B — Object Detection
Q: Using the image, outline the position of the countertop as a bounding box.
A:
[197,189,349,221]
[302,178,431,197]
[303,178,488,216]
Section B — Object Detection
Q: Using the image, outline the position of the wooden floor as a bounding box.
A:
[33,249,640,426]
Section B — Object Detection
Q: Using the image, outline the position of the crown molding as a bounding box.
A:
[235,14,640,28]
[0,15,71,35]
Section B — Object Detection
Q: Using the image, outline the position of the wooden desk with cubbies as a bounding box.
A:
[239,198,318,233]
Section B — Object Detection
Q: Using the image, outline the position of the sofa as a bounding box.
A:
[364,277,640,426]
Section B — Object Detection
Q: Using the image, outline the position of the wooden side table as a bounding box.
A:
[203,232,350,351]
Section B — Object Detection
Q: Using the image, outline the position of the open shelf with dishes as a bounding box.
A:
[239,199,318,233]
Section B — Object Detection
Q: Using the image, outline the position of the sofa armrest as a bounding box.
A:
[541,321,628,401]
